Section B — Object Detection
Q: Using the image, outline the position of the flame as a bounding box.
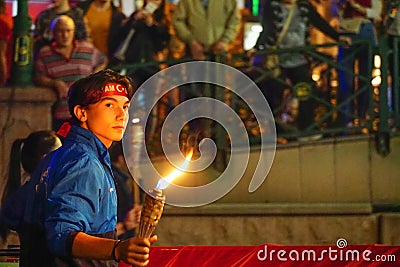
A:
[156,148,193,190]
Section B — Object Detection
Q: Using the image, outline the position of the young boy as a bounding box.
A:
[43,69,156,266]
[1,69,156,266]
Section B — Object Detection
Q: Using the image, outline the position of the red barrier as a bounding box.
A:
[119,244,400,267]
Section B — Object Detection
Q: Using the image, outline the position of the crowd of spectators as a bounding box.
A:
[0,0,397,142]
[251,0,351,142]
[33,0,88,55]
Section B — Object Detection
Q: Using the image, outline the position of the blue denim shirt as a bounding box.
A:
[44,125,118,258]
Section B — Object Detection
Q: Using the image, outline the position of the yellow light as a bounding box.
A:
[312,73,320,82]
[372,68,381,77]
[371,76,381,87]
[156,149,194,190]
[374,55,381,69]
[330,80,338,87]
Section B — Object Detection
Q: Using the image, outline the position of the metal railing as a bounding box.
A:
[108,37,396,156]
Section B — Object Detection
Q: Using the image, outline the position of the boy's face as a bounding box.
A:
[81,95,130,148]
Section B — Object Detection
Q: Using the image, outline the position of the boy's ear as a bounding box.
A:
[74,105,87,122]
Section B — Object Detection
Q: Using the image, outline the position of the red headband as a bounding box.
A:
[102,83,128,98]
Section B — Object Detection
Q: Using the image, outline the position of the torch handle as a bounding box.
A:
[137,190,165,235]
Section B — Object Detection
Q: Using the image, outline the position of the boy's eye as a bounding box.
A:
[106,103,113,108]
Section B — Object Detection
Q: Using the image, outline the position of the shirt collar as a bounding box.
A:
[65,125,111,166]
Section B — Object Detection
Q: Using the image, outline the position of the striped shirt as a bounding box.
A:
[35,40,106,87]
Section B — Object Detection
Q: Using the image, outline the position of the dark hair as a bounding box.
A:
[68,69,134,124]
[152,0,167,25]
[0,130,59,240]
[21,131,61,173]
[2,131,61,201]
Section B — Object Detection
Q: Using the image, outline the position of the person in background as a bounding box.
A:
[172,0,240,170]
[383,0,400,116]
[0,0,12,86]
[113,0,175,144]
[0,0,11,28]
[330,0,381,127]
[34,15,107,130]
[172,0,240,61]
[77,0,125,59]
[113,0,170,85]
[252,0,351,142]
[34,0,88,55]
[1,131,62,204]
[0,130,62,265]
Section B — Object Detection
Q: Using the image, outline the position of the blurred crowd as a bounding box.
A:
[0,0,398,144]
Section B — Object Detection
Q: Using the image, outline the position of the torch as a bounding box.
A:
[136,149,193,238]
[136,188,165,238]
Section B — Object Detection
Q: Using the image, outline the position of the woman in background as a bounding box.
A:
[113,0,170,85]
[330,0,381,127]
[1,130,62,207]
[252,0,351,141]
[0,130,61,257]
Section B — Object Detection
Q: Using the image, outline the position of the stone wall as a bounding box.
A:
[155,204,400,246]
[143,135,400,205]
[0,86,55,198]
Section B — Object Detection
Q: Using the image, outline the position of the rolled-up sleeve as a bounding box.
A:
[44,156,107,258]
